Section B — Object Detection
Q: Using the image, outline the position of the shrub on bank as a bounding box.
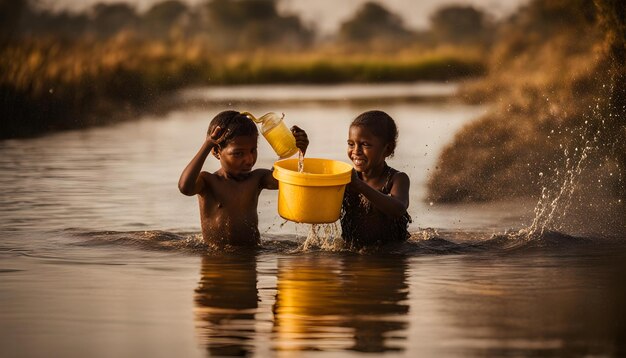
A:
[427,0,625,204]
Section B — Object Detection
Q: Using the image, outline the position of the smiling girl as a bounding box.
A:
[341,110,412,247]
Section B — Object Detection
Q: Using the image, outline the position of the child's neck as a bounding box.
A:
[218,168,251,181]
[360,162,388,181]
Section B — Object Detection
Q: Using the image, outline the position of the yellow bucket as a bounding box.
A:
[273,158,353,223]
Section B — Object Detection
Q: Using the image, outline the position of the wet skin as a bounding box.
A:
[197,134,272,246]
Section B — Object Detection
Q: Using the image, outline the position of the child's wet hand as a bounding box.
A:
[291,125,309,155]
[207,126,230,145]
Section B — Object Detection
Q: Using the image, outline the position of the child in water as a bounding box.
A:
[178,110,308,247]
[341,110,412,247]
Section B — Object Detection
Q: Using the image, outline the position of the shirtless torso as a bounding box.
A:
[197,168,276,246]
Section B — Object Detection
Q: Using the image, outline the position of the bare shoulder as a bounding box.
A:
[251,168,274,183]
[252,168,273,178]
[392,171,410,184]
[197,171,215,195]
[388,170,410,207]
[199,170,215,181]
[252,168,278,190]
[390,170,410,191]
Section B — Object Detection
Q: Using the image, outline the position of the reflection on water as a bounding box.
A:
[187,245,626,357]
[194,253,259,356]
[193,252,410,355]
[273,254,409,353]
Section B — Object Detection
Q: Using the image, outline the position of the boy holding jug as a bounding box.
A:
[178,110,308,247]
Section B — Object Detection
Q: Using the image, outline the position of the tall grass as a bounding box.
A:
[1,35,211,137]
[0,35,484,138]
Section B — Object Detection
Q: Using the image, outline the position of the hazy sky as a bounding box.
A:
[43,0,530,34]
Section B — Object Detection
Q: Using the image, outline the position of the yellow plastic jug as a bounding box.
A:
[273,158,353,223]
[242,112,298,159]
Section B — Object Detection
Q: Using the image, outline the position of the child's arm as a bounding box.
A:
[178,127,227,196]
[260,125,309,190]
[349,171,410,217]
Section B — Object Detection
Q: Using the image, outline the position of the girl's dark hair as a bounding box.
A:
[208,110,258,153]
[350,110,398,157]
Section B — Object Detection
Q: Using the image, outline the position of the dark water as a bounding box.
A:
[1,83,625,357]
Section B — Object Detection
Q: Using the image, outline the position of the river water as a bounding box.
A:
[1,83,625,357]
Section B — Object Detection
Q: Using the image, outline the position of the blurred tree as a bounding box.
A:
[429,5,493,45]
[202,0,312,50]
[521,0,596,32]
[20,9,90,39]
[338,2,413,45]
[91,2,139,38]
[0,0,26,45]
[488,0,596,72]
[141,0,189,39]
[0,0,91,40]
[205,0,275,34]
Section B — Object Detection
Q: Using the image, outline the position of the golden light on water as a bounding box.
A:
[273,258,345,348]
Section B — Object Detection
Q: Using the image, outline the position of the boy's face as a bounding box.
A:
[217,135,258,178]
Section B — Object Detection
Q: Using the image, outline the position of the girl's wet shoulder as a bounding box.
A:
[385,169,410,192]
[391,170,410,183]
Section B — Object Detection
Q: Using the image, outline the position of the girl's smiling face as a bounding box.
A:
[217,135,258,179]
[347,125,391,173]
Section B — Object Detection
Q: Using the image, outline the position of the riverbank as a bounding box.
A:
[426,0,626,211]
[0,36,483,139]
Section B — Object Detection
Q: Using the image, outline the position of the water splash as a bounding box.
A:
[408,227,441,241]
[527,139,592,238]
[526,81,617,239]
[299,223,343,251]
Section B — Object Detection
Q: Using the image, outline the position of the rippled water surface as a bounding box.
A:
[1,83,625,357]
